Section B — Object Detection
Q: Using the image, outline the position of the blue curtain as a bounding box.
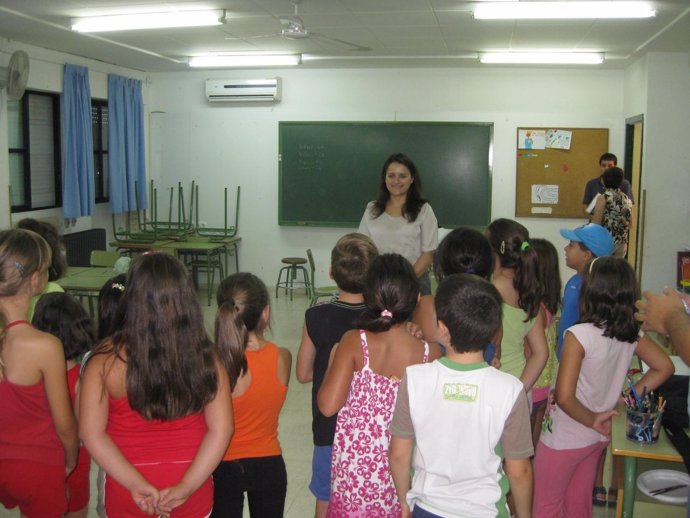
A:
[62,64,95,218]
[108,74,147,213]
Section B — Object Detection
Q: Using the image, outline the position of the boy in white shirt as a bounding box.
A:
[389,273,534,518]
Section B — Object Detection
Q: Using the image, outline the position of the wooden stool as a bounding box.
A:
[275,257,311,300]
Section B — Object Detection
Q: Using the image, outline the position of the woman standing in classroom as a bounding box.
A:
[591,166,633,258]
[358,153,439,295]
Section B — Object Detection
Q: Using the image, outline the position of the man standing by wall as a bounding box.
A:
[582,153,634,215]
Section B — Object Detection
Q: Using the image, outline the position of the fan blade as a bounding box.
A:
[311,33,370,52]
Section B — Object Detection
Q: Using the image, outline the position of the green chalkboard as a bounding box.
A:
[278,122,493,228]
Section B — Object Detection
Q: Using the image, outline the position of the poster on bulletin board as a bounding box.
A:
[515,127,609,218]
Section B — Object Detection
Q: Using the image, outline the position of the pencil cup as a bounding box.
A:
[626,408,662,444]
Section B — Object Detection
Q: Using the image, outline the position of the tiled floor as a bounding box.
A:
[1,288,617,518]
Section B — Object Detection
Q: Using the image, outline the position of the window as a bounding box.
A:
[92,100,109,202]
[8,91,62,212]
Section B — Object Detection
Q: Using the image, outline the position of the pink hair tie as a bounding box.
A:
[380,309,393,319]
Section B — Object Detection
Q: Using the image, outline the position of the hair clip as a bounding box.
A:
[465,267,476,274]
[499,241,505,254]
[381,309,393,319]
[111,283,125,292]
[15,261,27,278]
[521,241,530,251]
[142,249,161,255]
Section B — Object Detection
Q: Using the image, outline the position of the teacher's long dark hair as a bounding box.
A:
[371,152,427,222]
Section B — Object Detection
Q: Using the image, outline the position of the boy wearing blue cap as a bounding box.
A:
[557,223,615,361]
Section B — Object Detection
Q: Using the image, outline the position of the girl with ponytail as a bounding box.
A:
[318,253,442,517]
[486,218,548,392]
[211,273,292,518]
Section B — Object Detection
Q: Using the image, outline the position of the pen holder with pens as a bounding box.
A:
[626,408,663,444]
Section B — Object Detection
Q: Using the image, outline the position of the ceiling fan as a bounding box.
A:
[227,0,370,52]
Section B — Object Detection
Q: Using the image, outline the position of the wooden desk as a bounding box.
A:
[611,409,685,517]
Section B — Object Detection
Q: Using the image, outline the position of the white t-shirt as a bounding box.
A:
[391,358,533,518]
[540,323,638,450]
[357,201,438,267]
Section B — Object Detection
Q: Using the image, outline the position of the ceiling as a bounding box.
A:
[1,0,689,72]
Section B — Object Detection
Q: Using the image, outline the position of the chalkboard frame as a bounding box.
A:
[278,121,493,228]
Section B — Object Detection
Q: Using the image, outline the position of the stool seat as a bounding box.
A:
[275,256,311,300]
[281,257,307,265]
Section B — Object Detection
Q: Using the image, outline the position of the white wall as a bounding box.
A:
[638,52,690,292]
[0,39,148,237]
[3,40,686,293]
[149,67,626,287]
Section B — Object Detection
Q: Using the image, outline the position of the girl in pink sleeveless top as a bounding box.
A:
[318,253,442,517]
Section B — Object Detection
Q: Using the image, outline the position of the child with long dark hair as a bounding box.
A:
[533,257,674,518]
[33,292,97,518]
[486,218,548,392]
[97,273,126,340]
[0,229,78,518]
[211,273,292,518]
[79,253,234,517]
[526,238,561,445]
[318,253,442,517]
[413,227,494,343]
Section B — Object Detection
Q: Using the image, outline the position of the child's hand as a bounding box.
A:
[405,321,424,340]
[400,503,412,518]
[131,483,160,515]
[592,410,619,438]
[157,483,193,516]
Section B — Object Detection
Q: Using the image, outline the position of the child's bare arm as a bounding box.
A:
[632,334,675,395]
[504,457,533,518]
[40,334,79,474]
[411,295,438,342]
[521,309,548,391]
[317,331,358,417]
[389,436,413,518]
[278,347,292,387]
[296,321,316,383]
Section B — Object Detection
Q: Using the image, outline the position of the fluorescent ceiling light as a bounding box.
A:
[480,52,604,64]
[72,10,225,32]
[189,54,302,67]
[473,1,656,19]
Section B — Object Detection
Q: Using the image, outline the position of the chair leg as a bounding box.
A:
[289,265,296,301]
[275,267,288,298]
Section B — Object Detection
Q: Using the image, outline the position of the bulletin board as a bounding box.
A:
[515,128,609,218]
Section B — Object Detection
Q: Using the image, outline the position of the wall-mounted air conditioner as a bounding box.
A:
[205,78,281,102]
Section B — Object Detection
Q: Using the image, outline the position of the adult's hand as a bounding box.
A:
[636,288,690,365]
[635,288,685,335]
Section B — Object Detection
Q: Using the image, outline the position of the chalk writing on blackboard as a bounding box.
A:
[297,143,326,173]
[531,184,559,204]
